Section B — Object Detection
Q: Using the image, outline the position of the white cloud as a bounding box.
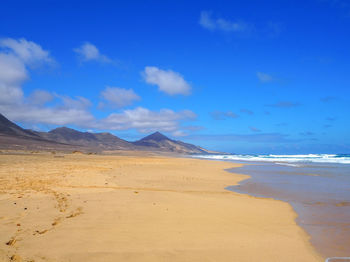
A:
[28,90,54,105]
[0,38,54,67]
[0,53,27,86]
[100,87,140,108]
[257,72,274,83]
[199,11,249,33]
[0,53,26,105]
[74,42,111,63]
[1,91,95,127]
[103,107,196,133]
[142,66,191,95]
[1,103,95,127]
[2,101,196,134]
[0,38,196,136]
[0,37,94,127]
[0,38,55,105]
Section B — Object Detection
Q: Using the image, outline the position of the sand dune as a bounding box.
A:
[0,152,322,261]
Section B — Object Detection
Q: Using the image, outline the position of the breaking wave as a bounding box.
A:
[196,154,350,165]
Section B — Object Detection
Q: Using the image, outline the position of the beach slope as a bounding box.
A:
[0,153,322,261]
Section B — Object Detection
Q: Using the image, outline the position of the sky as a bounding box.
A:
[0,0,349,154]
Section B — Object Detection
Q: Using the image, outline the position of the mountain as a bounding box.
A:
[0,113,211,154]
[0,113,40,138]
[0,113,74,151]
[36,127,135,150]
[133,131,207,154]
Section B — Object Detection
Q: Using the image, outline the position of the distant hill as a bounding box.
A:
[0,113,74,151]
[36,127,135,150]
[133,131,207,154]
[0,113,210,154]
[0,113,40,138]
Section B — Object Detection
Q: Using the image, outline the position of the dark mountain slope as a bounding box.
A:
[0,113,40,138]
[133,131,206,154]
[37,127,135,150]
[0,113,211,154]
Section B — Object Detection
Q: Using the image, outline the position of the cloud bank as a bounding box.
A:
[0,38,197,135]
[100,87,140,108]
[103,107,196,133]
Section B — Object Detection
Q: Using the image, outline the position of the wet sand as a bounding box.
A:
[0,152,322,261]
[228,162,350,259]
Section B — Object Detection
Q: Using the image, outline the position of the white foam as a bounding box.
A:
[196,154,350,165]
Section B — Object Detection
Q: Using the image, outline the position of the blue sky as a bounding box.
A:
[0,0,349,154]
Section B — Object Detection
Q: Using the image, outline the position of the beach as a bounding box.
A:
[226,160,350,259]
[0,152,322,262]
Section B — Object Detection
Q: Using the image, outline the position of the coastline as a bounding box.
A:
[225,161,350,259]
[225,164,323,259]
[0,152,322,261]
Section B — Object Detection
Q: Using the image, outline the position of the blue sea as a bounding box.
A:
[196,154,350,259]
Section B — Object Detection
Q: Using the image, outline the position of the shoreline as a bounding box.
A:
[225,161,350,259]
[224,164,322,259]
[0,152,322,261]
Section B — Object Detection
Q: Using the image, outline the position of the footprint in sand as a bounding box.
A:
[66,207,83,218]
[6,237,16,246]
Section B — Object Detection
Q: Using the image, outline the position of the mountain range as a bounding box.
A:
[0,113,211,154]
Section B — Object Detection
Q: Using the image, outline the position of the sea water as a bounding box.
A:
[196,154,350,259]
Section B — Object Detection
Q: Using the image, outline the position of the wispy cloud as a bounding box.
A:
[74,42,111,63]
[299,131,315,136]
[100,87,140,108]
[210,111,238,120]
[257,72,274,83]
[326,117,336,121]
[276,122,288,127]
[267,101,301,108]
[187,133,296,143]
[320,0,350,12]
[249,126,261,132]
[183,125,205,132]
[265,22,283,38]
[321,96,336,103]
[142,66,191,95]
[240,108,254,115]
[199,11,251,33]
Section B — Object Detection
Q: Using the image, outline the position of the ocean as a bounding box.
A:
[196,154,350,260]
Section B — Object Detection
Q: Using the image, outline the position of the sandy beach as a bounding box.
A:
[0,152,322,262]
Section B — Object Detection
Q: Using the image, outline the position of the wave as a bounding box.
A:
[196,154,350,165]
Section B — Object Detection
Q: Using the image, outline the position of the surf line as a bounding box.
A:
[325,257,350,262]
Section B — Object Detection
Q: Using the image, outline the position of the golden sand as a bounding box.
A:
[0,153,322,261]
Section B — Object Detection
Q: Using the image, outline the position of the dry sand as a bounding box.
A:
[0,152,322,262]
